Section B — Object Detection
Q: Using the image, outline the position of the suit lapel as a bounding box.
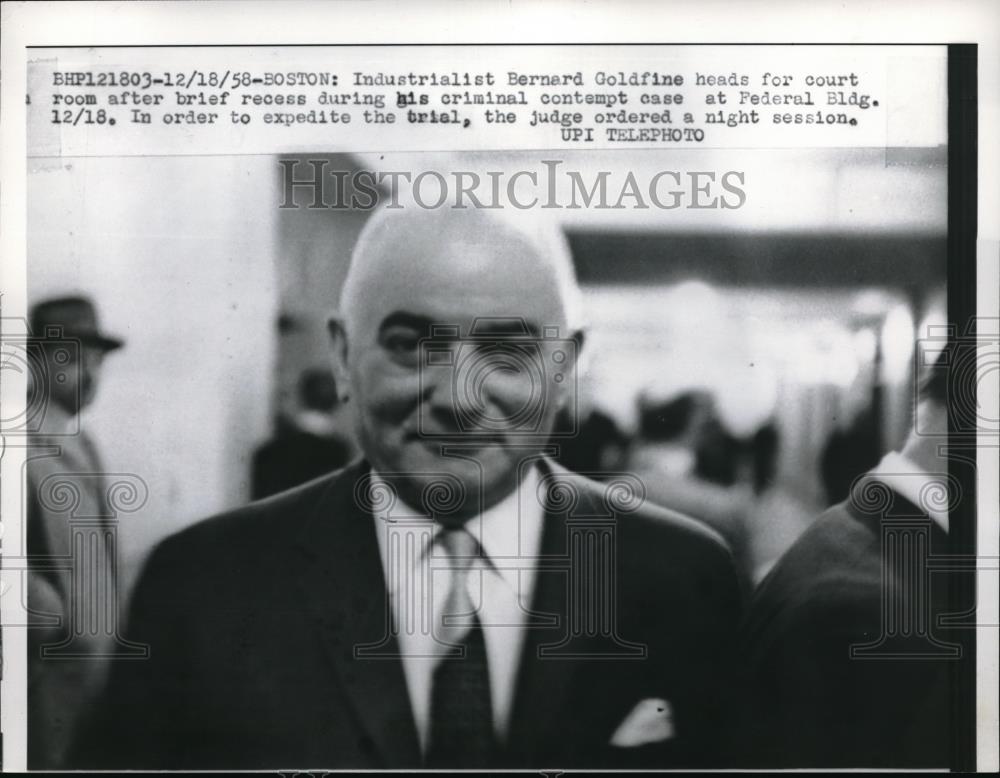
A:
[292,461,421,767]
[505,461,593,761]
[292,459,614,765]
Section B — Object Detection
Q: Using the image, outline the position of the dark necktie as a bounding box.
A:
[425,528,497,768]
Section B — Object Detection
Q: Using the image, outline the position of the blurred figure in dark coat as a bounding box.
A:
[552,405,630,477]
[820,398,883,507]
[251,368,354,498]
[740,350,967,767]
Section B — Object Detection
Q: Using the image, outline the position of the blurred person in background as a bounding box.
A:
[740,422,814,586]
[630,390,777,592]
[25,296,125,768]
[251,367,355,499]
[819,403,883,507]
[739,346,964,767]
[551,403,630,477]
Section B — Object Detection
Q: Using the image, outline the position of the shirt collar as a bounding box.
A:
[369,465,545,594]
[868,450,949,533]
[468,465,543,590]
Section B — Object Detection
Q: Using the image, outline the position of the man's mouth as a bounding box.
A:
[408,430,507,447]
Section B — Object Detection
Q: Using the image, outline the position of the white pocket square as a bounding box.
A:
[609,698,675,747]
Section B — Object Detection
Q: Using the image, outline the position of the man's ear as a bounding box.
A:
[562,327,586,375]
[553,327,586,409]
[327,315,351,403]
[570,328,586,364]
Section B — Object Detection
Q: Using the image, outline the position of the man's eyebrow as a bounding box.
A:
[377,311,435,335]
[470,319,543,338]
[376,312,544,338]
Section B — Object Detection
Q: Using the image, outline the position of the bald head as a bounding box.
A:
[339,207,582,341]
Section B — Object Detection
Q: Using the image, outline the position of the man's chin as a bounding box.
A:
[388,440,520,518]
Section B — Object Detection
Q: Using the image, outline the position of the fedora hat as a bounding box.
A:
[29,295,124,352]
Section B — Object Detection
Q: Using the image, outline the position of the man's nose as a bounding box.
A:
[425,359,484,423]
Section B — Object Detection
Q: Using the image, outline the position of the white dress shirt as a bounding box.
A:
[867,450,949,533]
[369,465,546,753]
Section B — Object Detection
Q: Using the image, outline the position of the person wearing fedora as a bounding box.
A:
[25,295,124,768]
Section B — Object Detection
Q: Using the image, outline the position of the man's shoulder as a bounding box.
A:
[553,465,736,581]
[548,462,732,554]
[763,500,879,591]
[147,462,360,572]
[629,493,734,560]
[544,466,740,631]
[745,500,881,639]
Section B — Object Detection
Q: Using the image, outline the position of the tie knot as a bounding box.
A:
[437,528,480,570]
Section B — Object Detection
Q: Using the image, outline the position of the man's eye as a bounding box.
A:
[382,331,421,356]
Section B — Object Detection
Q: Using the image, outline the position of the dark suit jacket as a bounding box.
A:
[739,481,966,768]
[75,459,741,769]
[251,429,352,500]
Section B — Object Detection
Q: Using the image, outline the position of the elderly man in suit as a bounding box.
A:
[740,348,970,767]
[78,207,741,769]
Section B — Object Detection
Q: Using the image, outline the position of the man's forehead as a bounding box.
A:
[366,276,560,333]
[347,211,568,330]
